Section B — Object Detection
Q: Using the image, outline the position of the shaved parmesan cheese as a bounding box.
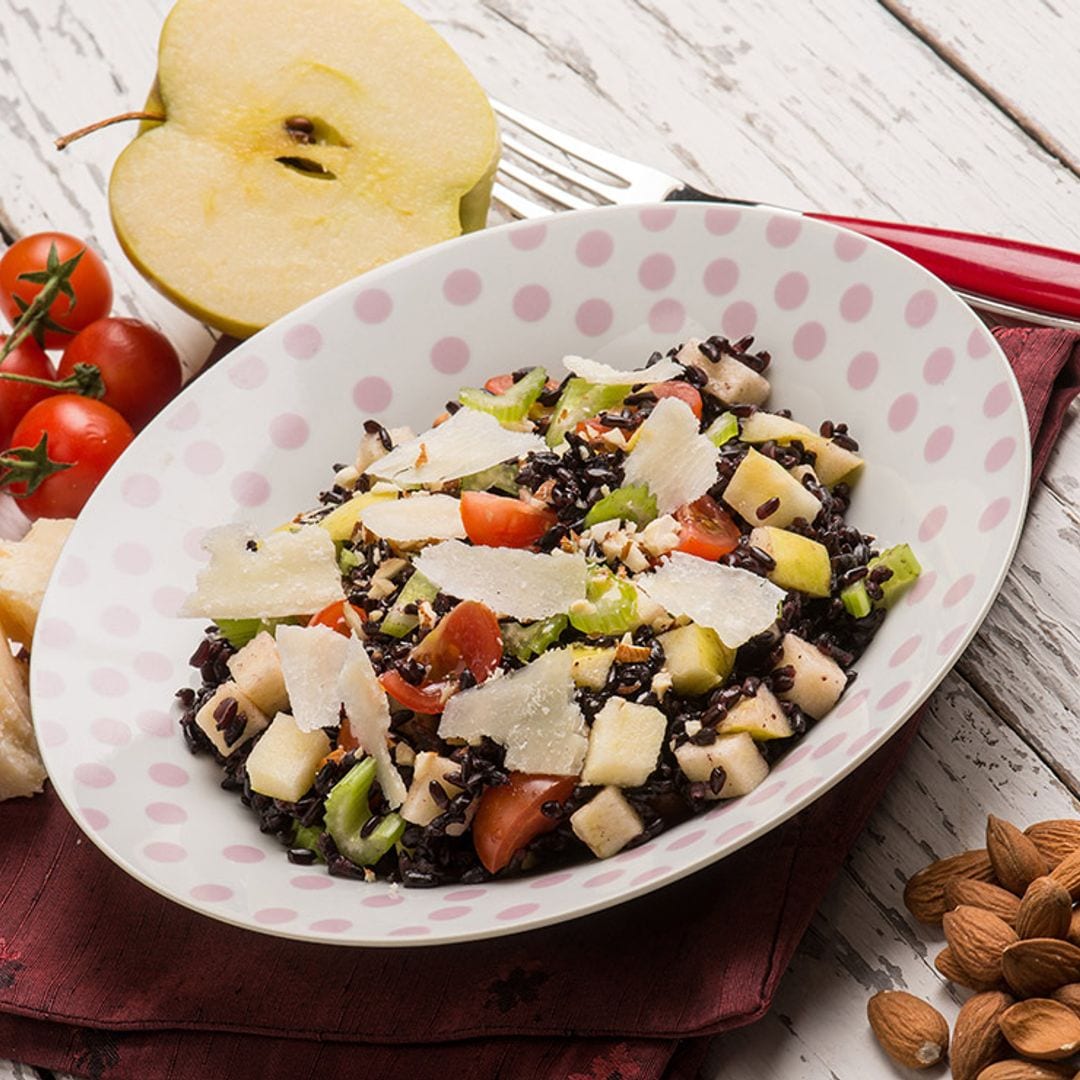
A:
[623,397,718,514]
[364,409,545,486]
[338,636,407,808]
[440,648,588,774]
[276,623,351,733]
[637,551,785,647]
[414,541,588,621]
[359,494,466,543]
[180,524,344,619]
[563,353,683,386]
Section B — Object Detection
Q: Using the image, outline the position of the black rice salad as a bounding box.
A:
[176,335,921,887]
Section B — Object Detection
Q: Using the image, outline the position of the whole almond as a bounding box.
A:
[951,990,1014,1080]
[1002,938,1080,998]
[1068,908,1080,948]
[947,878,1023,927]
[1025,820,1080,867]
[976,1062,1076,1080]
[1049,982,1080,1018]
[904,848,996,924]
[988,816,1050,895]
[1016,877,1073,940]
[936,946,1005,992]
[945,905,1020,986]
[1049,848,1080,901]
[866,990,949,1069]
[998,998,1080,1060]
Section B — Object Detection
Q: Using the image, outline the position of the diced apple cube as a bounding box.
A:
[401,751,466,828]
[723,448,822,528]
[194,681,270,757]
[715,686,793,740]
[245,713,331,802]
[581,698,666,787]
[570,786,644,858]
[677,339,770,405]
[739,412,813,443]
[226,630,289,716]
[675,732,769,798]
[749,526,832,598]
[658,622,734,695]
[570,646,615,690]
[774,632,846,719]
[809,439,863,487]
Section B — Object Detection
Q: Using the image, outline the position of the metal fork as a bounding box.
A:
[490,98,1080,332]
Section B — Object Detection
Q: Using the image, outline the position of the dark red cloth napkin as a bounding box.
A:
[0,327,1076,1080]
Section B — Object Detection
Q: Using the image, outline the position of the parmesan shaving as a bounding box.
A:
[563,353,683,386]
[359,493,466,543]
[276,624,352,733]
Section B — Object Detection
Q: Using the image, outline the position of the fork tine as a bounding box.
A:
[497,160,595,212]
[500,132,624,202]
[491,181,552,220]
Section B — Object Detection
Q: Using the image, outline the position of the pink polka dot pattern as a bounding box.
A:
[38,617,75,648]
[58,555,88,587]
[231,471,271,507]
[145,842,186,863]
[228,354,267,390]
[152,587,186,618]
[784,779,821,806]
[35,669,65,698]
[792,321,826,361]
[703,257,739,296]
[847,351,878,390]
[269,413,309,450]
[576,229,614,267]
[833,232,866,261]
[968,328,991,358]
[746,780,786,806]
[149,762,188,787]
[429,906,472,921]
[888,393,918,432]
[138,710,173,737]
[648,298,685,333]
[923,347,954,385]
[834,689,869,719]
[919,505,948,542]
[905,289,937,327]
[639,206,676,231]
[531,871,574,889]
[122,473,160,508]
[985,436,1016,473]
[812,734,847,759]
[91,717,130,746]
[905,570,937,605]
[183,527,208,562]
[513,284,551,322]
[362,893,404,908]
[774,271,809,310]
[283,324,322,360]
[134,651,173,682]
[765,215,801,247]
[146,801,186,824]
[191,884,233,902]
[715,821,754,845]
[848,729,885,758]
[75,763,115,788]
[575,298,613,337]
[705,207,740,234]
[112,542,152,575]
[224,845,264,863]
[943,574,975,608]
[938,624,969,654]
[38,722,66,748]
[183,440,224,476]
[353,288,393,324]
[497,903,540,920]
[722,300,757,339]
[665,829,706,851]
[443,269,481,305]
[839,283,873,322]
[291,875,332,891]
[924,425,955,463]
[773,744,813,772]
[445,888,487,901]
[254,908,296,925]
[430,336,469,375]
[352,376,392,413]
[889,635,922,668]
[584,870,624,888]
[877,681,912,711]
[979,497,1011,532]
[90,667,129,697]
[509,223,547,250]
[311,918,352,933]
[638,253,675,291]
[81,808,109,831]
[983,381,1012,418]
[166,401,200,431]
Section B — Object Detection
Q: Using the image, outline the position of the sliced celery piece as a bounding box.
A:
[292,823,325,861]
[460,462,520,495]
[324,757,407,867]
[337,544,361,573]
[381,571,439,638]
[213,615,302,649]
[502,613,569,662]
[705,411,739,446]
[545,378,629,447]
[840,581,872,619]
[569,569,639,636]
[459,366,548,424]
[584,485,658,529]
[841,543,922,617]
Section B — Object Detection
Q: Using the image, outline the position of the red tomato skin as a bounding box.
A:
[473,773,579,873]
[378,670,451,715]
[8,394,133,520]
[0,233,112,349]
[460,491,556,549]
[0,335,57,448]
[307,599,367,636]
[58,317,182,431]
[647,381,703,419]
[675,494,741,561]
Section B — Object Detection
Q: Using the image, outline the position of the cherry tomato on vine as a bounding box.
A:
[58,317,182,430]
[0,233,113,349]
[6,395,133,520]
[472,773,578,873]
[0,335,57,448]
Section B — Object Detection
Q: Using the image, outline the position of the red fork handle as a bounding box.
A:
[808,213,1080,321]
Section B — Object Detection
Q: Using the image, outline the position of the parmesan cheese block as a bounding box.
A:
[637,551,784,647]
[338,635,407,808]
[414,541,589,621]
[623,397,718,514]
[275,623,351,733]
[563,353,682,386]
[365,408,545,486]
[0,517,75,648]
[181,524,344,619]
[359,493,466,543]
[439,648,588,774]
[0,632,44,800]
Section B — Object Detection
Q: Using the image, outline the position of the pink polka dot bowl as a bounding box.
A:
[31,204,1029,946]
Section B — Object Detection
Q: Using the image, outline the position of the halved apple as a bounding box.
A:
[109,0,499,337]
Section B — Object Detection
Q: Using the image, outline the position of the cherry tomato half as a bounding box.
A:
[675,494,741,561]
[0,335,56,448]
[647,380,702,419]
[308,599,367,636]
[0,233,112,350]
[58,317,182,431]
[7,394,133,520]
[378,670,454,715]
[460,491,556,549]
[472,773,578,873]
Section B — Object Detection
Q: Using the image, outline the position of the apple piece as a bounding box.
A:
[226,630,289,716]
[581,698,666,788]
[774,632,847,719]
[400,751,470,831]
[677,339,770,405]
[722,448,822,528]
[809,439,864,487]
[570,645,616,690]
[738,412,863,488]
[570,786,644,858]
[246,713,331,802]
[110,0,499,337]
[657,622,734,695]
[748,525,832,598]
[715,686,793,740]
[194,681,270,757]
[674,732,769,798]
[739,412,813,444]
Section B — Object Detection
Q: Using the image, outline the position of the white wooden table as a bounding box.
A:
[2,1,1079,1076]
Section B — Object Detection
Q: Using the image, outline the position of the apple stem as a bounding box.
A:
[54,111,166,151]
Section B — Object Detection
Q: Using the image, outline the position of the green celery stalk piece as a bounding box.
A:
[337,544,361,573]
[324,758,407,867]
[459,366,548,424]
[502,613,569,662]
[381,571,439,639]
[545,378,629,447]
[840,543,922,617]
[569,569,639,636]
[705,411,739,446]
[460,462,520,495]
[213,615,302,649]
[584,484,658,529]
[292,823,325,861]
[840,581,872,618]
